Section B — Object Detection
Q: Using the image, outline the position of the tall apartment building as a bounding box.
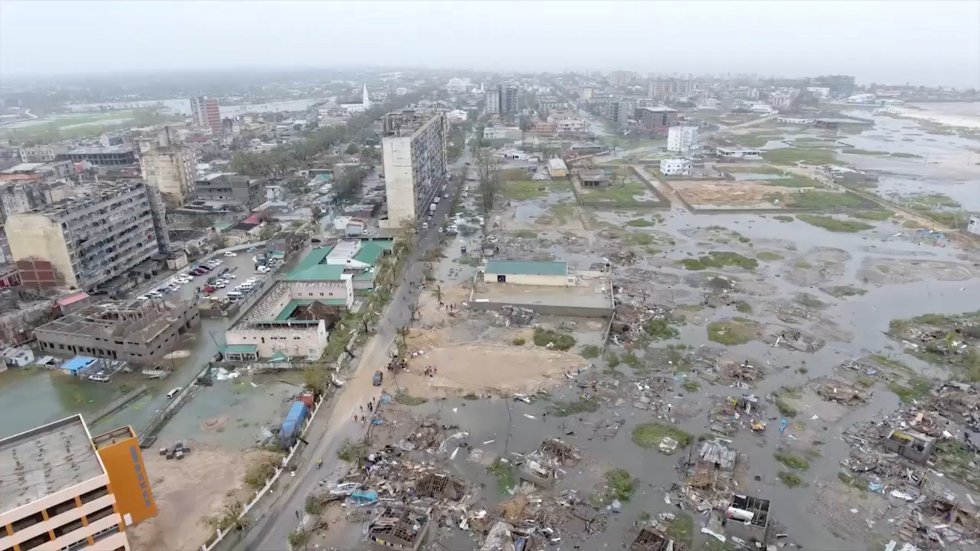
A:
[0,415,156,551]
[190,96,222,134]
[609,70,636,87]
[500,84,519,115]
[666,126,700,153]
[139,129,197,207]
[381,109,448,228]
[648,78,695,99]
[4,181,169,291]
[485,89,501,114]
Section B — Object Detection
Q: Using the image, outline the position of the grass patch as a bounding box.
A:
[244,454,282,490]
[643,318,680,341]
[488,458,516,493]
[888,376,933,403]
[775,450,811,470]
[511,229,539,238]
[621,352,642,370]
[580,345,600,359]
[797,214,873,233]
[787,190,869,209]
[778,471,804,487]
[869,354,913,375]
[682,379,700,392]
[512,337,526,346]
[632,422,693,449]
[763,147,838,166]
[890,151,923,159]
[604,468,636,501]
[664,512,694,548]
[824,285,867,298]
[626,218,655,227]
[548,397,600,417]
[626,232,654,246]
[757,251,784,261]
[852,209,894,221]
[580,180,651,203]
[501,180,549,201]
[734,300,753,314]
[775,397,798,417]
[732,133,785,148]
[678,251,758,271]
[532,328,576,351]
[337,439,369,463]
[394,391,428,406]
[707,318,760,345]
[773,215,794,222]
[796,293,826,309]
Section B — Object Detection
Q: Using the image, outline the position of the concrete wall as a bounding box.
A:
[382,136,416,227]
[469,300,612,318]
[482,273,570,287]
[6,213,77,288]
[225,320,328,358]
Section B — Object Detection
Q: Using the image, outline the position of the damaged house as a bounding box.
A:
[630,526,675,551]
[884,429,936,464]
[366,505,431,551]
[723,494,772,544]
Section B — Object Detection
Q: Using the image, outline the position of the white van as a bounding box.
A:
[227,291,243,299]
[166,387,182,399]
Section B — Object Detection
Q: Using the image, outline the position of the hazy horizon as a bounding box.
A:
[2,0,979,89]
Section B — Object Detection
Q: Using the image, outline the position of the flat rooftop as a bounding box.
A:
[35,299,190,342]
[473,280,612,311]
[0,415,103,512]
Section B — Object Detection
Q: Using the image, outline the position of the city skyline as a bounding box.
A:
[1,0,978,89]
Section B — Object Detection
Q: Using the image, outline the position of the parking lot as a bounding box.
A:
[136,247,280,306]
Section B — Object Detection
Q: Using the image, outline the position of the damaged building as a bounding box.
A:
[724,494,772,544]
[366,505,431,551]
[884,429,936,464]
[33,299,199,364]
[630,526,674,551]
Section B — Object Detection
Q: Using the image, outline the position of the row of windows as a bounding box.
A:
[13,500,116,550]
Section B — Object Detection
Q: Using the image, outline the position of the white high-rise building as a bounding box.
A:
[381,109,448,228]
[667,126,700,154]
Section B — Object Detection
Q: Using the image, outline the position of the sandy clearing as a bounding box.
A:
[128,444,272,551]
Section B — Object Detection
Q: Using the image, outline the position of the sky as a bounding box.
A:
[1,1,979,88]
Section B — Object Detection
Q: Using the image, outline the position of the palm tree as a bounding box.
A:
[432,284,443,304]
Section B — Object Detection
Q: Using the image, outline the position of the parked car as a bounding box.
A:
[372,371,383,386]
[224,251,237,257]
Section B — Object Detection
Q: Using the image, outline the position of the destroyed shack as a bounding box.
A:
[814,378,868,405]
[518,438,580,488]
[414,471,466,500]
[723,494,772,544]
[367,505,431,551]
[884,429,936,464]
[480,520,540,551]
[630,526,675,551]
[695,440,737,475]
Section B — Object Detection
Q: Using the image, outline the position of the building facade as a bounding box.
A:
[659,158,692,176]
[637,107,679,136]
[190,96,222,134]
[4,181,169,290]
[19,145,64,163]
[484,260,571,287]
[381,110,449,227]
[666,126,700,153]
[195,173,266,210]
[140,133,197,208]
[485,89,501,114]
[56,146,137,166]
[0,415,154,551]
[500,85,519,115]
[34,299,200,365]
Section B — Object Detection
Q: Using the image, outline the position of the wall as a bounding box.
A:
[382,137,416,226]
[6,213,76,288]
[482,273,569,287]
[225,321,328,358]
[96,435,158,526]
[469,300,612,318]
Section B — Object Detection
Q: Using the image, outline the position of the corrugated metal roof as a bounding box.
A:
[485,260,568,277]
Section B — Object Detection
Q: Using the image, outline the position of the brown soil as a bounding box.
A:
[128,444,272,551]
[669,180,791,208]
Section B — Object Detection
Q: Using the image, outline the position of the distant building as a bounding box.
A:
[190,95,222,133]
[805,86,831,99]
[666,126,699,153]
[609,70,636,87]
[446,77,471,94]
[547,158,568,178]
[636,106,679,136]
[716,147,763,160]
[19,145,65,163]
[660,159,692,176]
[484,89,500,114]
[483,126,522,141]
[552,117,587,136]
[968,215,980,236]
[0,415,154,551]
[4,181,170,291]
[341,84,372,114]
[648,78,694,99]
[777,116,814,125]
[381,109,448,227]
[34,299,199,364]
[500,84,520,115]
[194,172,265,210]
[56,145,137,166]
[140,129,197,207]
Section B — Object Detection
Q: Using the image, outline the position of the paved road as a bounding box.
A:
[240,153,468,551]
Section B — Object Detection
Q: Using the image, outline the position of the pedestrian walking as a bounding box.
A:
[295,510,300,519]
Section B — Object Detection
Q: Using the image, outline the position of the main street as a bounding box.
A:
[240,151,469,551]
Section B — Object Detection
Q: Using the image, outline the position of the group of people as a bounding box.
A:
[352,396,380,424]
[423,365,439,377]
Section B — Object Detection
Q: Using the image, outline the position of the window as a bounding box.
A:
[47,496,77,517]
[19,533,52,550]
[53,518,84,538]
[79,486,109,504]
[12,511,44,532]
[86,504,116,524]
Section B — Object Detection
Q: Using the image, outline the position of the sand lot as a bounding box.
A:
[669,180,790,208]
[129,444,273,551]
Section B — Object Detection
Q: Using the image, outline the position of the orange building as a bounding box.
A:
[92,427,158,526]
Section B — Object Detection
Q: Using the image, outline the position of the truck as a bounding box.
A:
[280,401,310,446]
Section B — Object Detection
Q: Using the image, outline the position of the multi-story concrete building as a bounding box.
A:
[666,126,700,153]
[485,89,501,114]
[483,126,523,141]
[636,106,679,137]
[34,299,199,364]
[4,181,169,291]
[190,96,222,134]
[381,109,448,227]
[0,414,156,551]
[139,129,197,207]
[500,84,520,115]
[609,70,636,87]
[56,145,137,167]
[18,145,65,163]
[0,182,50,225]
[195,172,266,210]
[659,158,692,176]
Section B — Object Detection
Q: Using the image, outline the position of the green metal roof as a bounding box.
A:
[485,260,568,277]
[276,298,348,320]
[286,264,346,281]
[223,344,258,355]
[294,247,334,271]
[352,241,392,265]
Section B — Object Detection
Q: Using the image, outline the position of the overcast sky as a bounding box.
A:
[2,1,978,88]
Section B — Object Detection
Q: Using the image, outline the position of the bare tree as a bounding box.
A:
[475,147,502,229]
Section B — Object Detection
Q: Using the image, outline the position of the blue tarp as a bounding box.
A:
[62,356,97,374]
[350,490,378,505]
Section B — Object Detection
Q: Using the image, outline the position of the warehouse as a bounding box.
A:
[483,260,571,287]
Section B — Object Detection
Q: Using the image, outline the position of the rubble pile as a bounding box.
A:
[702,359,765,389]
[516,439,581,489]
[708,395,766,435]
[931,382,980,431]
[811,377,869,405]
[493,305,537,327]
[610,302,672,337]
